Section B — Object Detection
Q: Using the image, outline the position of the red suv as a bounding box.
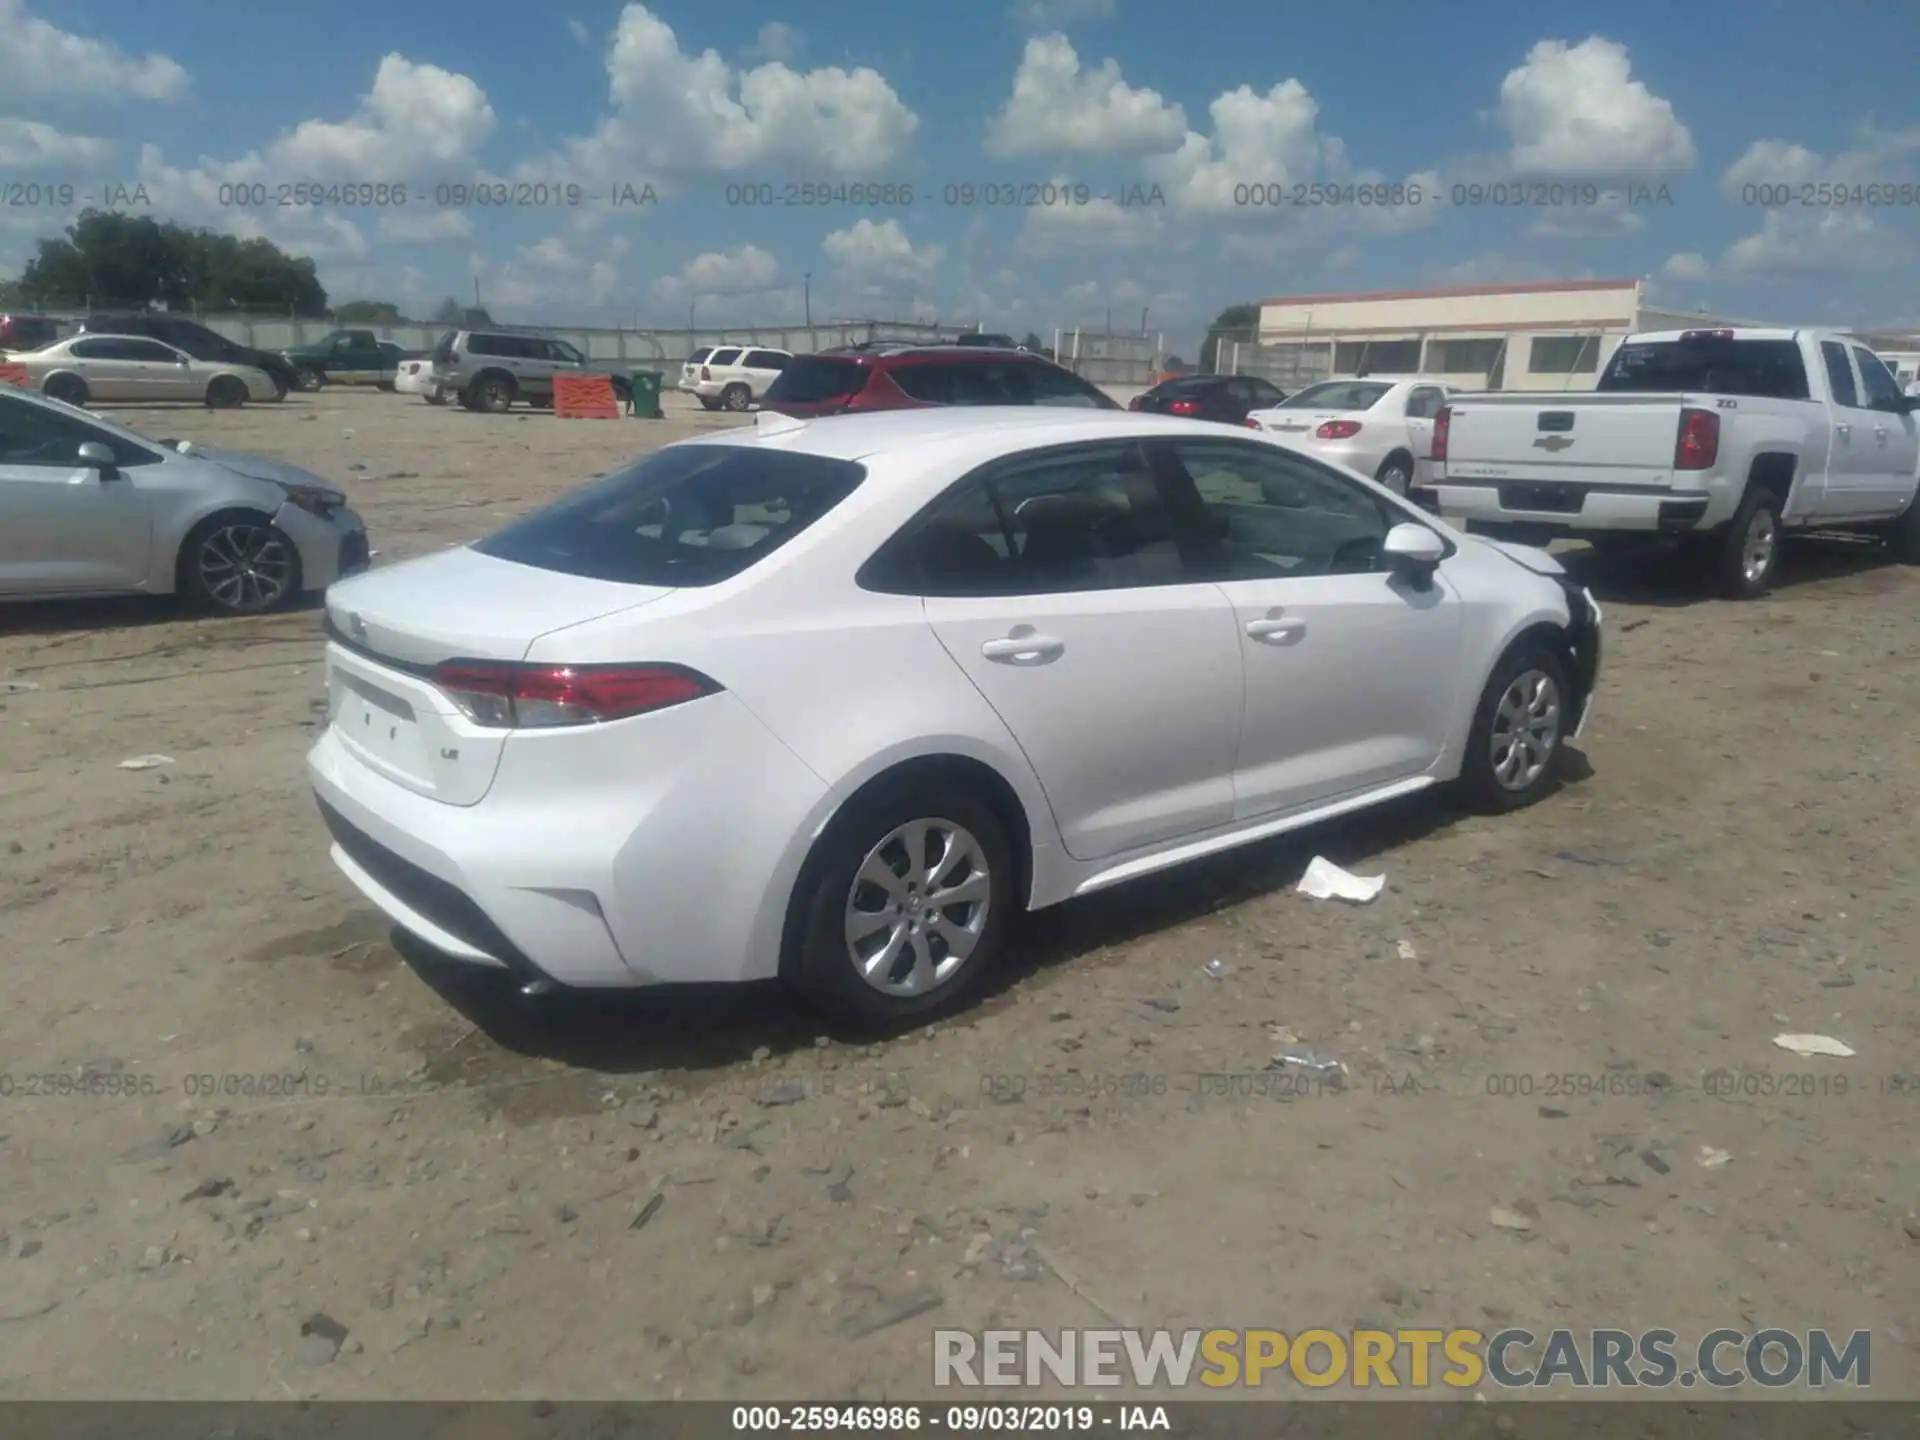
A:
[760,345,1121,417]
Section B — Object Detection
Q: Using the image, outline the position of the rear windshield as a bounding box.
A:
[765,358,867,405]
[687,347,714,365]
[1598,337,1810,399]
[432,331,456,363]
[1280,381,1391,410]
[474,445,866,587]
[1151,377,1222,396]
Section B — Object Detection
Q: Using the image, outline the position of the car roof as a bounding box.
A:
[811,344,1046,363]
[678,405,1229,464]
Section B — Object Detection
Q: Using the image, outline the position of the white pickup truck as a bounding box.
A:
[1418,328,1920,598]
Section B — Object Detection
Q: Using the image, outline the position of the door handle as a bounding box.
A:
[1246,615,1307,643]
[1836,424,1851,437]
[981,632,1065,664]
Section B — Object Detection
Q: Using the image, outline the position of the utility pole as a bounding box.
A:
[804,273,812,327]
[688,301,696,332]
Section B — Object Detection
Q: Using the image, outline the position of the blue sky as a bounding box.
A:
[2,0,1917,354]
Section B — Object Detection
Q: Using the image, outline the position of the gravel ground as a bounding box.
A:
[1,388,1914,1400]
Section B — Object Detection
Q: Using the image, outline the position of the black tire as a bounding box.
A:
[1885,496,1920,565]
[424,388,448,407]
[178,512,303,615]
[469,373,515,413]
[786,781,1015,1029]
[44,373,89,407]
[721,383,751,412]
[1455,643,1573,814]
[1714,484,1784,599]
[376,380,395,392]
[293,367,324,393]
[205,375,247,409]
[1374,451,1415,495]
[698,396,719,412]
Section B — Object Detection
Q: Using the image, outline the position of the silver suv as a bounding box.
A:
[429,330,633,413]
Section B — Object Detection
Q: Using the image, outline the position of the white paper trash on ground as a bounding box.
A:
[1772,1033,1855,1059]
[1296,856,1385,904]
[117,754,176,771]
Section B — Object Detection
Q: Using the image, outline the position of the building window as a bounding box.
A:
[1530,335,1602,374]
[1428,338,1504,373]
[1334,339,1420,374]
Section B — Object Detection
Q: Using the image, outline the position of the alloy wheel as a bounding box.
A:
[1741,507,1777,587]
[197,523,294,612]
[843,818,992,997]
[1490,669,1561,791]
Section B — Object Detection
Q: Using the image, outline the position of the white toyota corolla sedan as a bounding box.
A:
[309,407,1600,1024]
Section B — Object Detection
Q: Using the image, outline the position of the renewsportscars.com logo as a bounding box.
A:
[933,1328,1871,1391]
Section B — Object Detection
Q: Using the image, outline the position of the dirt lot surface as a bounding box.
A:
[1,389,1915,1402]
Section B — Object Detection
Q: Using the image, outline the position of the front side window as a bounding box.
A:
[1158,440,1396,580]
[474,445,865,587]
[1853,348,1906,412]
[0,392,163,468]
[550,340,587,365]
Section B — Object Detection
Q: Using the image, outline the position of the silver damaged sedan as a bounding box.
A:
[0,383,369,613]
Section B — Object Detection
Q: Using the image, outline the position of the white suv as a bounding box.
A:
[679,346,792,411]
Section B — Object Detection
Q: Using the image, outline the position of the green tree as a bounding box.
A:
[16,210,327,314]
[432,297,493,327]
[1020,330,1046,353]
[1198,302,1259,373]
[336,299,405,324]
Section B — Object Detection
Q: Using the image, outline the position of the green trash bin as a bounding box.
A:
[628,368,664,419]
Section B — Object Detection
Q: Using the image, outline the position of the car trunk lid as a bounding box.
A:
[321,546,673,806]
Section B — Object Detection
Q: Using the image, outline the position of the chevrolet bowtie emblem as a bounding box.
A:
[1533,435,1574,452]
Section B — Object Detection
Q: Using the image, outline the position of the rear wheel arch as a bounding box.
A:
[778,753,1038,981]
[1744,451,1797,509]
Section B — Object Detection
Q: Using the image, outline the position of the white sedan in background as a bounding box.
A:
[309,406,1601,1027]
[11,334,278,408]
[1246,376,1455,494]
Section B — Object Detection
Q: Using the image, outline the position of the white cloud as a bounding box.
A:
[533,4,917,183]
[1526,190,1648,239]
[985,34,1185,157]
[483,232,633,314]
[650,244,781,306]
[0,118,112,168]
[1709,127,1920,279]
[0,0,189,107]
[1011,0,1115,27]
[1020,190,1168,254]
[378,208,474,244]
[744,21,803,64]
[1661,251,1712,282]
[821,218,944,281]
[1499,37,1695,175]
[1435,252,1557,286]
[567,18,591,45]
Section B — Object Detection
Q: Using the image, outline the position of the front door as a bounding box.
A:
[909,440,1244,862]
[0,393,155,594]
[1851,346,1920,515]
[1819,340,1877,519]
[1150,437,1465,818]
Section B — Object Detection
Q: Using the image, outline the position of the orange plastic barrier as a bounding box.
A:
[553,372,620,419]
[0,363,28,388]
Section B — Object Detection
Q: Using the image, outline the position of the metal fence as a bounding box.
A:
[26,309,959,367]
[1054,329,1162,388]
[1217,339,1335,389]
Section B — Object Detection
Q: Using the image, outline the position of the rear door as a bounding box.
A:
[1851,344,1920,514]
[65,338,145,400]
[1151,436,1464,818]
[903,440,1245,861]
[124,338,197,400]
[0,392,157,593]
[1819,341,1876,517]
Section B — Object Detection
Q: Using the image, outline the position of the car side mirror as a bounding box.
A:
[1382,522,1445,585]
[76,442,117,470]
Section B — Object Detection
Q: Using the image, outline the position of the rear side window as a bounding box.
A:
[744,350,789,370]
[1821,342,1861,407]
[1021,362,1118,409]
[687,347,714,365]
[474,445,866,587]
[708,348,743,367]
[892,363,955,404]
[1599,338,1811,400]
[765,358,868,405]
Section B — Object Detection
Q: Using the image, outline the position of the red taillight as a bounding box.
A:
[1431,406,1451,462]
[1316,419,1362,439]
[1243,417,1263,429]
[700,365,711,380]
[1675,407,1719,470]
[431,661,719,729]
[1169,398,1200,415]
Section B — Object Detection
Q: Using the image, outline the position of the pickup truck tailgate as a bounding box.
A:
[1445,394,1684,488]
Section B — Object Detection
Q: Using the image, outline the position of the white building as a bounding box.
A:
[1227,278,1757,392]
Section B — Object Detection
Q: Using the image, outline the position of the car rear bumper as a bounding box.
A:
[305,689,832,989]
[1422,480,1716,535]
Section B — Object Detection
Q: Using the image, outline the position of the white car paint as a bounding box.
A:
[677,345,792,410]
[394,358,436,397]
[1246,375,1455,494]
[308,406,1598,1015]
